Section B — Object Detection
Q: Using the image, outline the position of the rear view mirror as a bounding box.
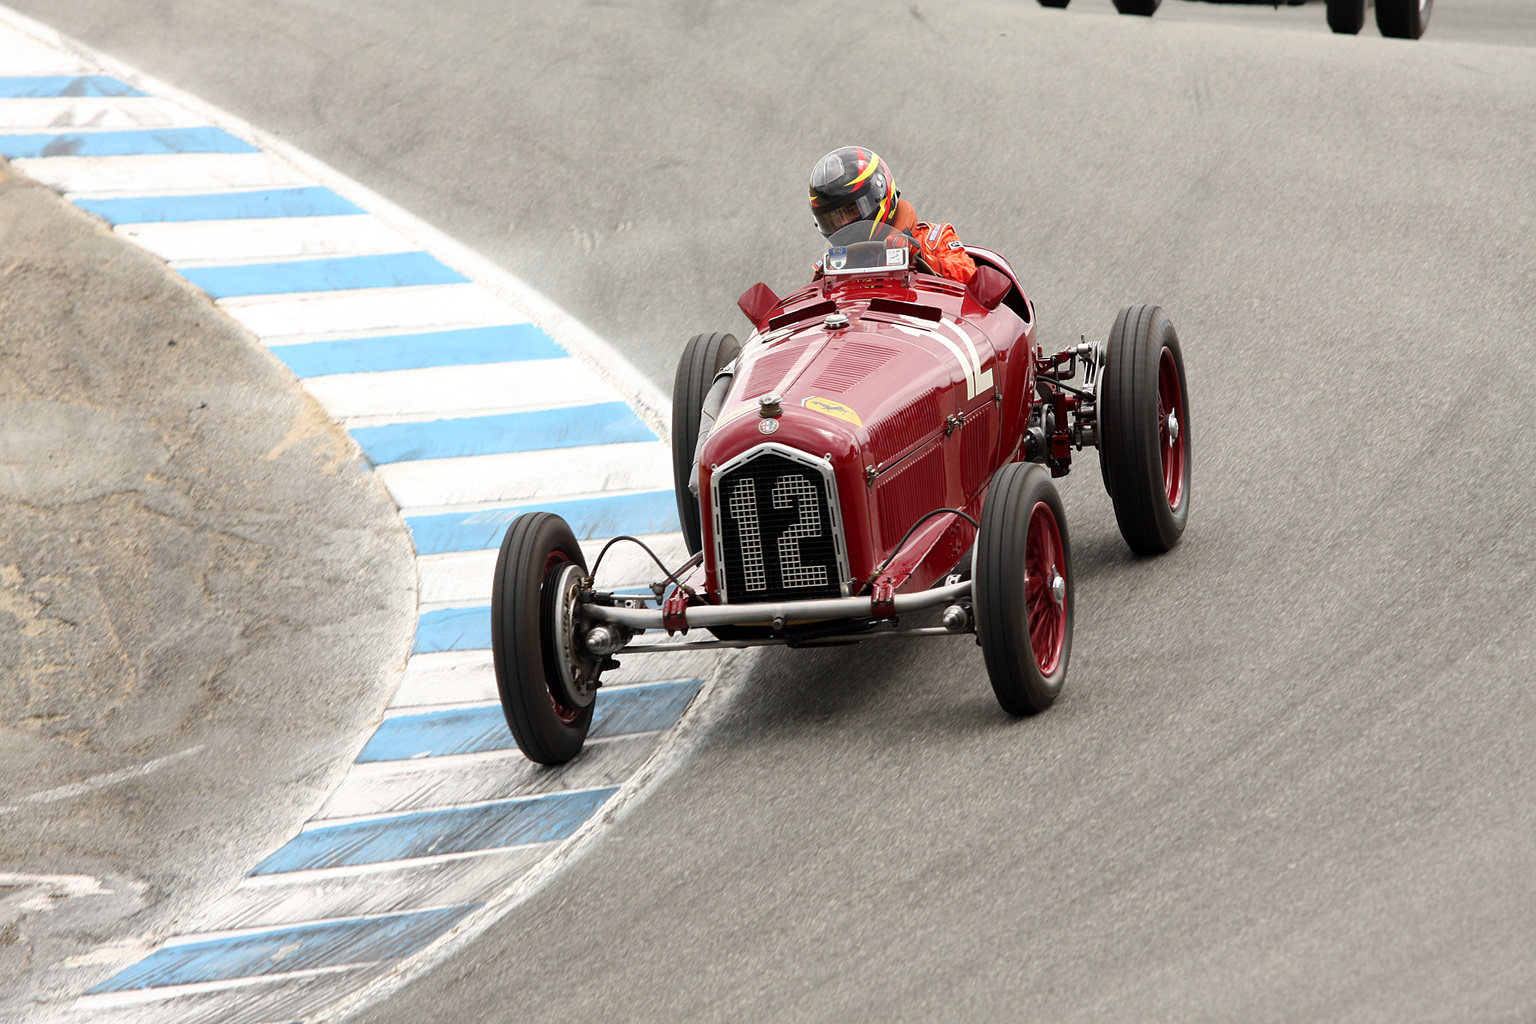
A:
[967,266,1010,312]
[738,282,780,325]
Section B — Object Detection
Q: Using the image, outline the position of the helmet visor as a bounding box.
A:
[813,191,885,237]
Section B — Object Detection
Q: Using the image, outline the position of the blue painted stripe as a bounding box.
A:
[270,324,565,378]
[74,187,364,225]
[353,403,654,465]
[248,788,616,875]
[88,905,475,993]
[412,606,491,655]
[407,491,679,556]
[0,75,146,98]
[357,679,705,760]
[179,252,468,299]
[0,126,257,158]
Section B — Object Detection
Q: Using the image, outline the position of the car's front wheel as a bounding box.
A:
[491,512,597,765]
[975,462,1073,716]
[1113,0,1162,15]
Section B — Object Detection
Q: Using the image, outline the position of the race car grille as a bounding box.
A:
[713,449,845,604]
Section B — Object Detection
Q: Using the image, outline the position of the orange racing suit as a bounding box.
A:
[890,198,976,284]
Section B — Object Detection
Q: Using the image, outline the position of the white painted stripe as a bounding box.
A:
[381,676,688,721]
[0,96,208,130]
[11,151,311,195]
[300,359,614,424]
[318,733,661,822]
[0,30,89,73]
[389,646,716,710]
[184,846,550,933]
[392,650,497,708]
[377,441,672,512]
[216,282,512,339]
[293,783,618,832]
[415,532,689,609]
[162,900,475,946]
[64,965,377,1022]
[119,215,415,266]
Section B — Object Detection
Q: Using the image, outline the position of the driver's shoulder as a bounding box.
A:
[912,220,963,248]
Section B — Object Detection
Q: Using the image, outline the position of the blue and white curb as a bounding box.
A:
[0,11,731,1023]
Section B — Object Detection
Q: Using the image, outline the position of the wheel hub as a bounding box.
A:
[1166,410,1180,444]
[1049,566,1065,607]
[551,563,599,709]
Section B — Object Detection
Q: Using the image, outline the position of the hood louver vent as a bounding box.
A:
[810,342,894,392]
[742,348,802,399]
[867,389,943,464]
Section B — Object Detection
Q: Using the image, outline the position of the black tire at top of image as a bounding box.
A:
[1327,0,1369,34]
[1377,0,1434,38]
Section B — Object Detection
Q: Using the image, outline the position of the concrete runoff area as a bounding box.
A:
[5,0,1536,1020]
[0,167,416,1018]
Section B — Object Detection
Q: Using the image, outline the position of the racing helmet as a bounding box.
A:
[809,146,898,237]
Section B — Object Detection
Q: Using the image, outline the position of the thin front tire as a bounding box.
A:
[975,462,1073,716]
[491,512,594,765]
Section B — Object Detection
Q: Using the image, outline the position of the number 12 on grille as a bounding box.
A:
[720,467,841,600]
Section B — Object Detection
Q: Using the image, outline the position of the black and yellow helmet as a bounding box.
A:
[809,146,897,238]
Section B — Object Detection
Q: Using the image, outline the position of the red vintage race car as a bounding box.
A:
[491,222,1191,764]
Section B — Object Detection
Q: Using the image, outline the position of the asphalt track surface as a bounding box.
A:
[11,0,1536,1020]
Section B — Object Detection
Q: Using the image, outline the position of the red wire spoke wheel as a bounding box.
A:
[976,462,1073,715]
[1158,346,1187,513]
[1024,500,1067,676]
[1099,304,1191,555]
[491,511,597,764]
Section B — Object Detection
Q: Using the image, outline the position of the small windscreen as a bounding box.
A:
[824,221,909,276]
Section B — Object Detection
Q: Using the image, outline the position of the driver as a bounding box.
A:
[809,146,976,284]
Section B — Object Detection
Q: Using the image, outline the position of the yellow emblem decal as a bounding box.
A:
[801,396,862,427]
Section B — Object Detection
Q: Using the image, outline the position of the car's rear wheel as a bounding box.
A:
[1113,0,1162,15]
[491,512,598,765]
[975,462,1073,716]
[1326,0,1367,34]
[672,332,740,555]
[1098,304,1190,555]
[1038,0,1071,8]
[1376,0,1433,38]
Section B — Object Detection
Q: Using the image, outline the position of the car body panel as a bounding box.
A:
[698,253,1037,600]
